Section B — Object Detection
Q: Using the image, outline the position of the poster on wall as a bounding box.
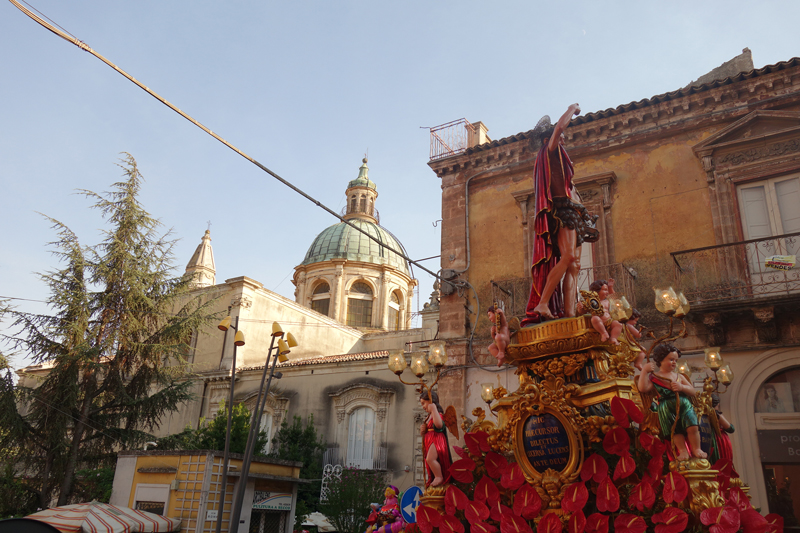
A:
[756,382,795,413]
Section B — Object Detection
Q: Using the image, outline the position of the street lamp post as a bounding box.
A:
[215,314,246,533]
[227,322,297,532]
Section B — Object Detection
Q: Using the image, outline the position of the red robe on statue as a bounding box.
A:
[521,143,575,327]
[423,415,452,486]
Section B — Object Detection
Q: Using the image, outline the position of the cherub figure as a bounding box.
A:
[487,305,510,367]
[587,279,622,345]
[638,343,707,461]
[419,390,452,487]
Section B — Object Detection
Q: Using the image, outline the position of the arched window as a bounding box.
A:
[347,407,375,469]
[311,282,331,317]
[347,281,373,328]
[350,195,357,212]
[359,195,367,212]
[388,291,401,331]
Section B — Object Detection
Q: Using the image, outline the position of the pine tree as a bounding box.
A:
[0,154,217,506]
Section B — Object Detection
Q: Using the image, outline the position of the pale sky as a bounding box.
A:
[2,0,799,368]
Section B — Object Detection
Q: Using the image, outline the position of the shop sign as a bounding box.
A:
[253,490,292,510]
[757,429,800,463]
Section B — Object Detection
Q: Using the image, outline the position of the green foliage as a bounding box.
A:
[0,464,39,518]
[269,415,325,529]
[73,466,115,504]
[319,468,388,533]
[0,155,218,506]
[158,402,269,455]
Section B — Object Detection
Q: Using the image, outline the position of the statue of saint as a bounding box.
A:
[522,104,599,326]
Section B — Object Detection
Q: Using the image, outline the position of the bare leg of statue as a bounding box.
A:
[533,227,579,319]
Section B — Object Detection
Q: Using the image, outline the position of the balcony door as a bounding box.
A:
[738,175,800,295]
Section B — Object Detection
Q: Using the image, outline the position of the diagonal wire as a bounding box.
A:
[8,0,445,283]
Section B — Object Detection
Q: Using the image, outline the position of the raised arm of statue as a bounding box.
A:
[548,103,581,152]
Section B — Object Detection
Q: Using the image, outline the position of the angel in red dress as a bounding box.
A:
[419,390,452,487]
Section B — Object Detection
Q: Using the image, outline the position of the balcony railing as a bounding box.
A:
[323,443,388,471]
[671,232,800,307]
[490,263,637,320]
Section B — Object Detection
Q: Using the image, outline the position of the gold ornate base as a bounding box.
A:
[420,483,448,512]
[669,459,726,514]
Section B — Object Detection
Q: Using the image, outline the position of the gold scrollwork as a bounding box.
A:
[527,353,590,379]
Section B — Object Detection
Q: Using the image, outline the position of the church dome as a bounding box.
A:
[302,219,410,275]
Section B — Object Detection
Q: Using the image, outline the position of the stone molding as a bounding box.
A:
[329,383,395,423]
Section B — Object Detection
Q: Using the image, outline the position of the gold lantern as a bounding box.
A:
[717,364,734,385]
[704,347,723,371]
[674,291,691,318]
[654,287,680,315]
[480,383,494,403]
[427,340,447,368]
[410,352,429,378]
[387,350,408,375]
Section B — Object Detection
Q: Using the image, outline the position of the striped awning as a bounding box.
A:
[26,502,180,533]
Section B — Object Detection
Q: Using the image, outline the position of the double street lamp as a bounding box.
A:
[215,315,297,533]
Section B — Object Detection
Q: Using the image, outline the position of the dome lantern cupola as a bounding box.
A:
[344,158,378,224]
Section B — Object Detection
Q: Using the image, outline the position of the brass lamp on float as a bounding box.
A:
[481,383,494,404]
[654,287,680,315]
[704,347,723,370]
[410,352,429,378]
[677,361,692,380]
[674,292,691,319]
[428,340,447,367]
[387,350,408,375]
[609,296,633,323]
[717,364,734,386]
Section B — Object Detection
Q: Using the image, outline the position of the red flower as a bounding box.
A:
[416,505,442,533]
[489,500,514,522]
[610,397,643,428]
[475,476,501,504]
[639,432,667,457]
[472,522,499,533]
[584,513,609,533]
[612,455,636,480]
[465,500,491,524]
[513,484,543,520]
[700,506,741,533]
[561,482,588,513]
[627,481,655,511]
[595,478,620,513]
[647,455,664,481]
[439,514,465,533]
[651,507,688,533]
[712,458,738,479]
[613,514,646,533]
[728,486,751,512]
[567,511,585,533]
[502,463,526,491]
[445,485,470,516]
[485,451,509,479]
[537,513,562,533]
[580,454,609,483]
[450,457,476,483]
[500,514,533,533]
[453,445,470,460]
[602,427,630,456]
[765,513,784,533]
[662,472,689,504]
[465,431,491,456]
[740,509,769,533]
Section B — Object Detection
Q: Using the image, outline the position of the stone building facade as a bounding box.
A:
[428,54,800,517]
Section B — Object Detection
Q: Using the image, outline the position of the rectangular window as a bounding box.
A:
[135,500,165,513]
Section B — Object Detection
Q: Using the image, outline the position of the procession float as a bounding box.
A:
[380,107,783,533]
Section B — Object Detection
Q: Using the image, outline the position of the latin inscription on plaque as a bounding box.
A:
[698,415,714,457]
[522,413,570,472]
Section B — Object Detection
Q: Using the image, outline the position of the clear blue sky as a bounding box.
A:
[2,0,798,368]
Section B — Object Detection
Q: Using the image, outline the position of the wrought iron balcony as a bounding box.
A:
[322,443,388,470]
[671,232,800,308]
[490,263,637,319]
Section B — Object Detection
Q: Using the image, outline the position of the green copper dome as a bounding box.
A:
[302,219,410,275]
